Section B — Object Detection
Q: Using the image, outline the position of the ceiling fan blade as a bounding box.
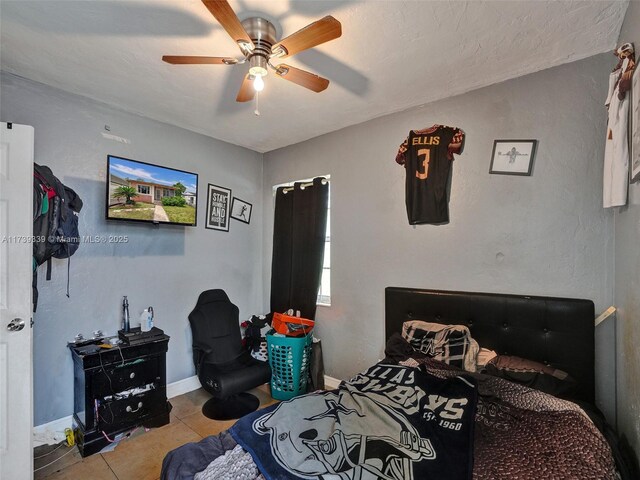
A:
[275,65,329,92]
[201,0,254,51]
[236,74,256,102]
[162,55,237,65]
[272,16,341,58]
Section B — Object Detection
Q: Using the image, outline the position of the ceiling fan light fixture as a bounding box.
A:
[248,55,268,78]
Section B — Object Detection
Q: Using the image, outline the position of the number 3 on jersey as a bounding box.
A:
[416,148,431,180]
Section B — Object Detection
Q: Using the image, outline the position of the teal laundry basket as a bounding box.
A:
[267,332,313,400]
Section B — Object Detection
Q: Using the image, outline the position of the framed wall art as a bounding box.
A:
[489,139,538,176]
[206,184,231,231]
[231,197,252,224]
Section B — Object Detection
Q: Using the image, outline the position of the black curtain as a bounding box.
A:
[270,177,329,320]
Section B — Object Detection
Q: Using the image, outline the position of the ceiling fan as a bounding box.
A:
[162,0,342,104]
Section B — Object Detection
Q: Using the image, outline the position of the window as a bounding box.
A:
[317,205,331,305]
[273,176,331,306]
[137,185,150,194]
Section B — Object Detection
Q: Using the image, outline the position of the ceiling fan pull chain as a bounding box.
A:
[254,93,260,116]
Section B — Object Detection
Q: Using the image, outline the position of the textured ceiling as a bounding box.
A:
[0,1,629,152]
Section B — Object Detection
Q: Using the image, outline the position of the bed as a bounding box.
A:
[161,287,634,480]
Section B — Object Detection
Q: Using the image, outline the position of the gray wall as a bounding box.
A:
[615,0,640,462]
[0,72,264,426]
[263,54,616,417]
[0,49,628,436]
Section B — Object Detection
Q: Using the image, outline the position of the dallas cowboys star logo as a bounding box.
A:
[304,398,364,425]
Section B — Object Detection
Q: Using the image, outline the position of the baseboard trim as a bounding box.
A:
[324,375,341,390]
[33,415,73,447]
[34,373,343,446]
[166,375,200,399]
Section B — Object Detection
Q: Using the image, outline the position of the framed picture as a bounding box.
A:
[631,68,640,182]
[206,184,231,231]
[230,197,252,224]
[489,140,538,176]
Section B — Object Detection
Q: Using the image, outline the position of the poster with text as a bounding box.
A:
[206,184,231,231]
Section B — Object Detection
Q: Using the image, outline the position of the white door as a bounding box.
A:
[0,122,34,480]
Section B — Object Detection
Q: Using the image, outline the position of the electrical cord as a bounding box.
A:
[98,352,115,425]
[98,349,115,394]
[33,441,65,459]
[98,344,126,393]
[33,445,76,472]
[97,345,126,424]
[117,344,125,365]
[98,404,115,425]
[101,426,140,444]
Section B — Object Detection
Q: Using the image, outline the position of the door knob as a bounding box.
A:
[7,318,25,332]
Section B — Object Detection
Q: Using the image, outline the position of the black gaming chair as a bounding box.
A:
[188,289,271,420]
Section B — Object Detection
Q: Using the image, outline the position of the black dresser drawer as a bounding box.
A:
[98,390,167,430]
[92,356,161,397]
[70,335,171,457]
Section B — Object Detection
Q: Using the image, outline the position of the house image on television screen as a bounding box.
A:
[107,156,198,225]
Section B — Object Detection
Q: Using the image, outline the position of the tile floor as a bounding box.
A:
[33,385,277,480]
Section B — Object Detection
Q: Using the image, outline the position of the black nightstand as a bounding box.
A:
[69,333,172,456]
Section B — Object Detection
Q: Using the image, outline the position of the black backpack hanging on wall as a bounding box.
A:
[33,163,83,310]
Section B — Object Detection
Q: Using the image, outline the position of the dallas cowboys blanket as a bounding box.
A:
[229,364,477,480]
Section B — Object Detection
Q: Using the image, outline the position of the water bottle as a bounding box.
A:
[140,306,154,332]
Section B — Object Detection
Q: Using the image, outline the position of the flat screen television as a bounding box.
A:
[106,155,198,226]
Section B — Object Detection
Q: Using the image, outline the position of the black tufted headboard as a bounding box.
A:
[385,287,595,403]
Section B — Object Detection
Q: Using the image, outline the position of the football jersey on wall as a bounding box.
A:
[396,125,465,224]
